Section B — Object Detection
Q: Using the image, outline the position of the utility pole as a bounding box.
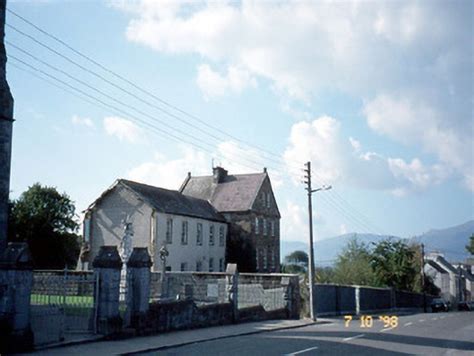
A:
[421,243,427,312]
[303,161,331,321]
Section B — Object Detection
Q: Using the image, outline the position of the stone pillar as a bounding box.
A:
[225,263,239,322]
[126,247,152,332]
[93,246,123,336]
[0,1,15,254]
[0,243,34,353]
[282,275,300,319]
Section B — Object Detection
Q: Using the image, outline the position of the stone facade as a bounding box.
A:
[0,2,14,253]
[181,167,281,273]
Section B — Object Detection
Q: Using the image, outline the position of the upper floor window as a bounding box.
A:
[266,193,271,208]
[196,261,202,272]
[270,249,275,269]
[255,248,260,271]
[166,218,173,244]
[271,220,275,237]
[209,225,215,246]
[263,248,268,270]
[255,217,259,234]
[180,262,187,271]
[219,226,225,246]
[263,218,267,236]
[196,223,203,246]
[181,221,188,245]
[219,258,224,272]
[209,257,214,272]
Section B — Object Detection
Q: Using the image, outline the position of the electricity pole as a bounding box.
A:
[303,162,331,321]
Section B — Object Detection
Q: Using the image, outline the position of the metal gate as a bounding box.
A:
[30,270,99,345]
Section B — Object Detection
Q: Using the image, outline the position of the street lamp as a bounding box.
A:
[304,161,332,321]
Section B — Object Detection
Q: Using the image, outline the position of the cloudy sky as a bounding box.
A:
[6,0,473,243]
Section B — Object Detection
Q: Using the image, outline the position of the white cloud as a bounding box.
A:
[103,116,143,143]
[283,116,449,194]
[364,94,473,191]
[281,200,307,242]
[127,146,209,189]
[196,64,257,100]
[71,115,95,129]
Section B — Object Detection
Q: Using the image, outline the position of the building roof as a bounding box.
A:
[426,260,447,274]
[87,179,226,223]
[180,171,268,212]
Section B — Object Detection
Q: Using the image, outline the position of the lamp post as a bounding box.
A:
[304,161,332,321]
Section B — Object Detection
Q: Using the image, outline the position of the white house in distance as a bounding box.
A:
[81,179,227,272]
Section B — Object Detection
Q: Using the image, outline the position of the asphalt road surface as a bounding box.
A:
[138,311,474,355]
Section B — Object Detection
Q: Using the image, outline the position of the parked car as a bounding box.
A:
[430,298,449,312]
[458,301,473,311]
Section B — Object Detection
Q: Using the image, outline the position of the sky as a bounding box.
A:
[5,0,473,243]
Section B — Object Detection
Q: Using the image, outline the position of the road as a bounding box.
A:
[138,311,474,355]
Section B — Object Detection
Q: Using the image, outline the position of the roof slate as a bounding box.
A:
[118,179,225,222]
[180,173,267,212]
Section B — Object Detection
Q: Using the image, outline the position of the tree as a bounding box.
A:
[333,237,378,286]
[466,234,474,255]
[281,250,308,275]
[8,183,80,269]
[370,239,418,291]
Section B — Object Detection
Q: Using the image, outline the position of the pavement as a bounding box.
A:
[26,319,317,355]
[137,311,474,355]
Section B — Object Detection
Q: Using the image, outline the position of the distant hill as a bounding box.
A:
[410,220,474,262]
[281,220,473,265]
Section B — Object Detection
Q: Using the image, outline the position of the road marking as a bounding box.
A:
[432,317,439,320]
[343,334,365,341]
[404,322,413,326]
[419,319,425,322]
[380,327,395,332]
[440,316,446,319]
[285,346,319,355]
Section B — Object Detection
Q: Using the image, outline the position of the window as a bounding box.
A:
[255,248,260,271]
[219,258,224,272]
[209,257,214,272]
[219,226,225,246]
[209,225,215,246]
[181,221,188,245]
[271,220,275,237]
[270,249,275,270]
[263,218,267,236]
[166,218,173,244]
[180,262,187,271]
[263,248,268,270]
[196,261,202,272]
[255,217,259,234]
[266,193,271,208]
[196,223,203,246]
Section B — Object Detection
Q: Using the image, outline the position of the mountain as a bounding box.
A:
[410,220,474,262]
[281,220,473,265]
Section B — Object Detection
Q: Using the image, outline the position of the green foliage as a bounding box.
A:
[332,237,378,286]
[281,263,306,274]
[315,266,335,283]
[370,239,418,291]
[284,250,308,268]
[8,183,80,269]
[466,234,474,255]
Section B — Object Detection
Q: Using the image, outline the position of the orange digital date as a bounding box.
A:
[344,315,398,328]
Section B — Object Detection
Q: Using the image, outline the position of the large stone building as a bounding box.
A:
[82,179,227,272]
[180,166,280,272]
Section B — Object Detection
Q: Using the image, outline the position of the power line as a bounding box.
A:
[6,11,386,236]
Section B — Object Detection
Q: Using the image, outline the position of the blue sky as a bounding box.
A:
[5,0,473,243]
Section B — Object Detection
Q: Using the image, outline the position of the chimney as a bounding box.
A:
[263,167,267,173]
[212,166,228,184]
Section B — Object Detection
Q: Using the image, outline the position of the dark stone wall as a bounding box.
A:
[223,176,281,273]
[359,287,392,311]
[0,1,14,253]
